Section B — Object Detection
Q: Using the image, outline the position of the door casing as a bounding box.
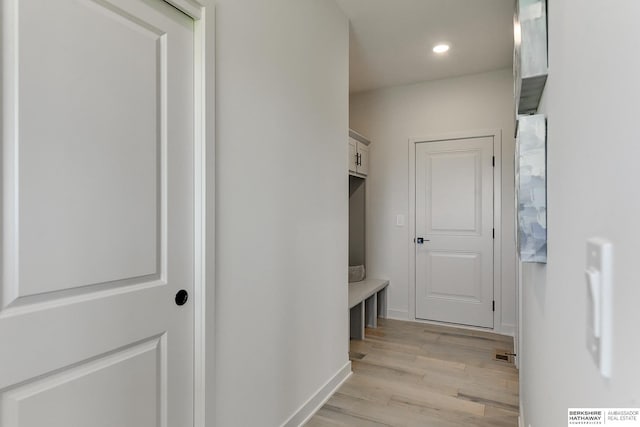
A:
[162,2,216,426]
[408,129,503,332]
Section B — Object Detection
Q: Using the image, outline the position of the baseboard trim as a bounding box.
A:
[500,323,516,337]
[396,315,515,339]
[387,309,409,320]
[280,361,352,427]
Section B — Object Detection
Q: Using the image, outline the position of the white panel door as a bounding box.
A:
[415,137,494,328]
[0,0,194,426]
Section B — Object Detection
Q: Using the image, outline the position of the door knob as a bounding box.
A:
[175,289,189,306]
[416,237,430,244]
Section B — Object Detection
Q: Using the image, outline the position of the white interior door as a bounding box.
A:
[415,137,494,328]
[1,0,195,426]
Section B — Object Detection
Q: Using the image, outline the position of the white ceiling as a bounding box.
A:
[335,0,515,93]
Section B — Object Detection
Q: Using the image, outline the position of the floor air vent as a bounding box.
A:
[494,350,515,364]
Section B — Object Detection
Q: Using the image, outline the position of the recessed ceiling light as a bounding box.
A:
[433,44,450,54]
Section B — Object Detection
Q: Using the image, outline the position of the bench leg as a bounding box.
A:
[365,294,377,328]
[350,302,365,340]
[377,287,387,319]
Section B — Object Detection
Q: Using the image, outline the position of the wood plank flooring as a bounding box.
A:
[306,319,519,427]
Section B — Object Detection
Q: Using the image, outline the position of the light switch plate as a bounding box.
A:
[585,238,613,378]
[396,214,405,227]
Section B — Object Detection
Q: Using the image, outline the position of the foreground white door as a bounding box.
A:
[1,0,194,425]
[415,137,494,328]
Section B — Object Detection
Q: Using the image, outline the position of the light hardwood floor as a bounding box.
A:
[306,319,519,427]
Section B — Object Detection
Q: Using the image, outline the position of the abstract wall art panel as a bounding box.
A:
[516,114,547,263]
[514,0,548,115]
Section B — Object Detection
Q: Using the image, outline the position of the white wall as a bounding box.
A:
[520,1,640,425]
[214,1,349,426]
[349,69,517,334]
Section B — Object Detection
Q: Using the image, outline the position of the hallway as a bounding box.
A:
[307,319,518,427]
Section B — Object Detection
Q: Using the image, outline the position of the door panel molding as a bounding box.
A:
[408,129,502,332]
[7,0,168,302]
[426,250,482,303]
[427,148,482,234]
[2,334,167,427]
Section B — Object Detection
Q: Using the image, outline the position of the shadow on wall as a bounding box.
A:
[529,263,547,312]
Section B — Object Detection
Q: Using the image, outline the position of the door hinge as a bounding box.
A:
[492,156,495,167]
[492,300,495,312]
[492,228,495,239]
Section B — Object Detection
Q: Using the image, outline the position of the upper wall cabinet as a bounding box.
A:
[514,0,548,114]
[349,137,358,172]
[349,129,370,177]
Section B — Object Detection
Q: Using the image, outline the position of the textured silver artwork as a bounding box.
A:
[516,114,547,263]
[514,0,548,114]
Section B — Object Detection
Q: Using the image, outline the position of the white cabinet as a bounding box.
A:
[349,137,358,173]
[357,141,369,175]
[349,130,370,177]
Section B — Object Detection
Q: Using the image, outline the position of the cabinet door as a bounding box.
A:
[357,142,369,176]
[348,137,358,173]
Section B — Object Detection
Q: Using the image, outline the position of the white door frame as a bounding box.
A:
[139,1,215,426]
[408,129,502,331]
